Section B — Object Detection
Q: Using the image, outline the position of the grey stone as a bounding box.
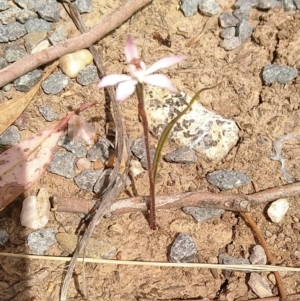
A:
[180,0,200,16]
[248,273,273,298]
[0,229,9,246]
[4,45,27,63]
[16,9,37,23]
[14,113,29,130]
[74,0,92,13]
[220,27,236,39]
[38,104,58,122]
[24,31,47,52]
[283,0,297,10]
[219,11,239,28]
[27,228,58,255]
[236,20,253,42]
[164,147,197,164]
[93,169,112,195]
[87,138,112,162]
[294,0,300,9]
[140,148,156,170]
[0,25,9,42]
[14,0,47,11]
[0,126,21,145]
[220,37,242,50]
[169,233,197,263]
[233,6,251,20]
[131,138,145,159]
[198,0,220,16]
[206,169,251,190]
[14,69,43,92]
[235,0,259,8]
[49,27,66,45]
[0,57,8,69]
[47,151,76,178]
[77,66,99,86]
[263,64,298,85]
[38,1,60,22]
[41,73,70,94]
[74,169,103,191]
[249,245,267,265]
[58,135,87,157]
[7,21,26,40]
[2,84,11,92]
[0,6,21,24]
[0,0,10,11]
[24,18,51,33]
[182,207,224,222]
[257,0,282,9]
[219,253,250,265]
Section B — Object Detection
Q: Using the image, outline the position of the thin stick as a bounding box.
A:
[240,213,287,300]
[0,0,153,87]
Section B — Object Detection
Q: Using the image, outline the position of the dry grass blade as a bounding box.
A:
[0,61,58,135]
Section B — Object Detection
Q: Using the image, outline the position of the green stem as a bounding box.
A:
[136,83,156,230]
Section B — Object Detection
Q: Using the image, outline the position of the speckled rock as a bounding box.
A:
[0,6,21,24]
[220,37,242,50]
[58,136,87,157]
[256,0,282,9]
[0,58,8,70]
[236,20,253,42]
[49,27,66,45]
[27,228,57,255]
[131,138,145,159]
[41,73,70,94]
[0,25,9,42]
[24,18,51,33]
[4,44,27,62]
[16,9,38,23]
[0,230,9,246]
[235,0,258,8]
[74,0,92,13]
[220,27,236,39]
[37,1,60,22]
[283,0,296,10]
[267,198,289,223]
[206,169,251,190]
[182,207,224,222]
[164,147,197,164]
[6,21,27,40]
[249,245,267,264]
[219,253,250,265]
[198,0,220,16]
[219,11,239,28]
[169,233,197,263]
[24,31,47,52]
[0,0,10,11]
[180,0,201,16]
[262,64,298,85]
[38,104,58,122]
[47,151,76,178]
[76,66,99,86]
[14,0,47,11]
[14,69,43,92]
[74,169,103,191]
[87,138,112,162]
[233,6,251,20]
[0,126,21,145]
[146,89,239,164]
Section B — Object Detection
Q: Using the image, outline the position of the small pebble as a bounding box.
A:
[140,148,156,170]
[0,126,21,145]
[58,135,87,157]
[14,113,29,130]
[4,45,27,63]
[87,138,112,162]
[131,138,145,159]
[0,0,10,11]
[6,21,27,40]
[180,0,201,16]
[169,233,197,263]
[198,0,220,16]
[76,157,92,170]
[249,245,267,264]
[182,207,224,222]
[47,151,76,178]
[27,228,58,255]
[31,39,50,53]
[220,27,236,39]
[24,18,51,33]
[74,169,102,191]
[93,159,104,170]
[262,64,298,85]
[2,84,12,92]
[164,147,197,164]
[220,37,242,50]
[256,0,282,9]
[236,20,253,42]
[41,73,70,94]
[233,6,251,20]
[0,6,21,24]
[0,230,9,246]
[24,31,47,52]
[14,69,43,92]
[49,27,66,45]
[38,104,58,122]
[248,273,273,298]
[219,11,239,28]
[235,0,258,8]
[16,9,38,23]
[219,253,250,265]
[76,66,99,86]
[267,198,289,223]
[74,0,93,13]
[129,160,144,178]
[93,169,112,195]
[0,25,9,42]
[37,1,60,22]
[206,169,251,190]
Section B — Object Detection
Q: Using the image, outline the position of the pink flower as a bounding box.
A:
[98,35,186,101]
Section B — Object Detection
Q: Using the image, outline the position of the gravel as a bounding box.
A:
[0,25,9,42]
[283,0,297,10]
[74,169,103,191]
[14,0,47,11]
[24,31,47,52]
[0,57,9,69]
[76,66,99,86]
[58,135,87,157]
[219,11,239,28]
[47,151,76,178]
[219,253,250,265]
[220,27,236,39]
[198,0,220,16]
[220,37,242,50]
[14,69,43,92]
[49,27,66,45]
[37,1,60,22]
[140,148,156,170]
[236,19,253,41]
[0,230,9,246]
[0,126,21,145]
[180,0,201,16]
[4,44,27,62]
[24,18,51,33]
[87,138,112,162]
[249,245,267,264]
[233,6,251,20]
[0,0,10,11]
[131,138,145,159]
[38,104,58,122]
[74,0,93,13]
[16,9,38,23]
[164,147,197,164]
[262,64,298,85]
[6,21,27,40]
[182,207,224,222]
[41,73,70,94]
[235,0,259,8]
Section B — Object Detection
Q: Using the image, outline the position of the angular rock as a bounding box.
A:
[267,198,289,223]
[16,9,37,23]
[233,6,251,20]
[235,0,259,8]
[164,147,197,164]
[14,113,29,130]
[263,64,298,85]
[76,66,99,86]
[58,135,87,157]
[219,253,250,265]
[206,169,251,190]
[24,31,47,52]
[131,138,145,159]
[236,20,253,42]
[74,0,92,13]
[0,6,21,24]
[249,245,267,265]
[182,207,224,222]
[74,169,103,191]
[6,21,27,40]
[169,233,197,263]
[221,36,242,50]
[41,73,70,94]
[14,69,43,92]
[0,25,9,42]
[140,148,156,170]
[24,18,51,33]
[37,1,60,21]
[0,126,21,145]
[87,138,112,162]
[4,45,27,63]
[2,84,11,92]
[219,11,239,28]
[248,273,273,298]
[0,57,8,69]
[38,104,58,122]
[256,0,282,9]
[47,151,76,178]
[0,229,8,246]
[27,228,58,255]
[220,27,236,39]
[180,0,200,16]
[198,0,220,16]
[49,27,66,45]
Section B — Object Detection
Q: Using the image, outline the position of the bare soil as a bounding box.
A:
[0,0,300,300]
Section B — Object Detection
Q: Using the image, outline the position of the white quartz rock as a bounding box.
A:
[267,198,289,223]
[20,188,50,229]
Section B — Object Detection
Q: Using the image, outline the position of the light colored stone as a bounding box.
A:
[76,157,91,170]
[129,160,144,178]
[248,273,273,298]
[267,198,289,223]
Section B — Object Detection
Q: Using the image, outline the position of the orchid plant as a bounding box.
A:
[99,35,185,229]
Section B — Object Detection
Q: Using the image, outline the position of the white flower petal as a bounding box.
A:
[125,35,139,63]
[98,74,132,88]
[146,55,186,74]
[143,74,178,93]
[116,79,137,101]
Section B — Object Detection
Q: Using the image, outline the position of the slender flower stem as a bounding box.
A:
[136,83,156,230]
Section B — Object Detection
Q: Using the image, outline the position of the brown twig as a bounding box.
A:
[51,181,300,215]
[240,212,287,301]
[0,0,153,88]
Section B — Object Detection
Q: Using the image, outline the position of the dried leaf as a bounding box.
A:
[0,101,96,211]
[0,61,58,135]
